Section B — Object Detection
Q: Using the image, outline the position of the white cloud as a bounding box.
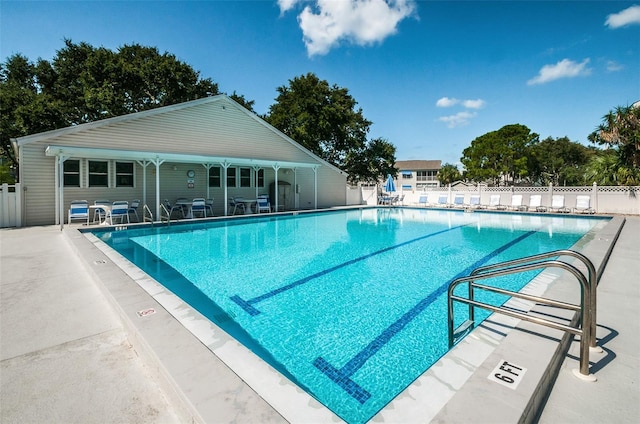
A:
[461,99,485,109]
[438,111,476,128]
[436,97,458,107]
[605,5,640,28]
[281,0,416,56]
[606,60,624,72]
[277,0,300,13]
[527,58,592,85]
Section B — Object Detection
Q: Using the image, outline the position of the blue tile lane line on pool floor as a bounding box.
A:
[230,224,469,316]
[314,229,538,404]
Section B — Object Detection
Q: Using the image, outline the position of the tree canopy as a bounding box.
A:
[528,136,592,186]
[461,124,539,185]
[265,72,396,184]
[1,39,221,179]
[437,163,462,185]
[588,103,640,185]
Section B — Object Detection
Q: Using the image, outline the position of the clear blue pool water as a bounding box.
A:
[95,208,606,423]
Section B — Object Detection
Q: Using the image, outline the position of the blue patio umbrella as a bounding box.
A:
[384,174,396,193]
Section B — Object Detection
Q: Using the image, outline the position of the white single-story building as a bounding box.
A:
[12,95,348,226]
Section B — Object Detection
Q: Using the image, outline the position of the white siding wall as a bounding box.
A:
[18,97,348,225]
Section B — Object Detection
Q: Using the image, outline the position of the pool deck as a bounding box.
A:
[1,214,639,423]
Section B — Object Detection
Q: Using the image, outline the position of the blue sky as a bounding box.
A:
[2,0,639,166]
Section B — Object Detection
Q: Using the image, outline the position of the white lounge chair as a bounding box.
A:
[489,194,505,210]
[437,194,449,207]
[452,194,465,208]
[128,199,140,222]
[550,195,570,213]
[508,194,526,211]
[469,194,485,209]
[528,194,547,212]
[68,200,89,225]
[573,195,595,214]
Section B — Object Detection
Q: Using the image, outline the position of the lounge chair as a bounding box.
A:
[550,195,570,213]
[508,194,527,211]
[469,194,485,209]
[528,194,547,212]
[437,194,449,207]
[417,195,429,207]
[108,201,130,224]
[573,195,595,214]
[68,200,89,225]
[128,199,140,222]
[256,196,271,213]
[191,198,207,218]
[489,194,505,210]
[452,193,465,208]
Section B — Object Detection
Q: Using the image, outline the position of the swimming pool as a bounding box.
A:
[95,208,607,423]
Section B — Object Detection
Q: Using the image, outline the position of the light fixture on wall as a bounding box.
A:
[172,165,178,171]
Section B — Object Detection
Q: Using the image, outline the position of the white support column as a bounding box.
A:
[202,163,214,200]
[151,157,165,219]
[253,165,261,199]
[293,168,298,209]
[592,182,598,212]
[57,154,70,231]
[221,161,231,216]
[136,160,150,209]
[313,166,318,209]
[273,164,281,211]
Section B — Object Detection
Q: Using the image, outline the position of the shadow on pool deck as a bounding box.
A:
[1,215,638,423]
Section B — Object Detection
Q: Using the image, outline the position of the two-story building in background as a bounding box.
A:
[395,160,441,191]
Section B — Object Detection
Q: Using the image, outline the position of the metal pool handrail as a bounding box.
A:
[447,251,597,381]
[470,249,597,348]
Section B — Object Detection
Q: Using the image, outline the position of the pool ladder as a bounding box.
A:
[142,204,171,227]
[447,249,598,381]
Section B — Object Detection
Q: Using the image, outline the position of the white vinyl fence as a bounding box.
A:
[355,183,640,216]
[0,183,23,228]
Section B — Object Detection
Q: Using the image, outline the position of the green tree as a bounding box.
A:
[265,73,372,168]
[588,103,640,185]
[437,163,462,185]
[461,124,538,185]
[343,137,398,185]
[529,136,591,186]
[1,40,223,180]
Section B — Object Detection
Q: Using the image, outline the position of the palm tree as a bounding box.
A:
[588,103,640,170]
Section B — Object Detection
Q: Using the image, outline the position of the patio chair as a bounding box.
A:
[228,197,245,215]
[108,201,130,224]
[550,195,570,213]
[573,195,595,214]
[508,194,527,211]
[205,198,214,216]
[92,199,111,223]
[528,194,547,212]
[489,194,505,210]
[162,199,182,219]
[128,199,140,222]
[68,200,89,225]
[175,198,189,218]
[417,195,429,207]
[256,196,271,213]
[437,194,449,207]
[191,198,207,218]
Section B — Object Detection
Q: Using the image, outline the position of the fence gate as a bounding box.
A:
[0,183,22,228]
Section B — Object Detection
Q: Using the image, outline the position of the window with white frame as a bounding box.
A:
[63,159,80,187]
[115,162,134,187]
[88,160,109,187]
[240,167,251,187]
[256,169,264,188]
[226,167,237,187]
[208,166,221,187]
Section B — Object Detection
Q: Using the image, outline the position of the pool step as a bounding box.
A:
[452,319,474,344]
